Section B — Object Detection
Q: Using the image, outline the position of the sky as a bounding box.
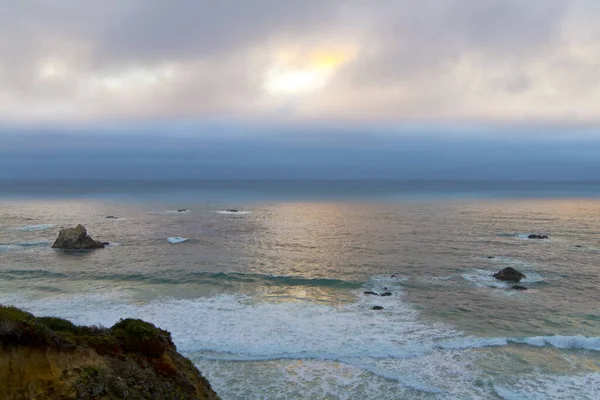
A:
[1,0,599,180]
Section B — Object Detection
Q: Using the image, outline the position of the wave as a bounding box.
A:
[196,272,362,289]
[437,335,600,352]
[0,269,69,280]
[511,335,600,351]
[216,210,252,215]
[0,240,51,252]
[15,224,55,231]
[0,269,363,290]
[167,236,189,244]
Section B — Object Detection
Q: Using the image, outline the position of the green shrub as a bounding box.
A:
[38,317,77,332]
[111,318,171,357]
[0,305,56,345]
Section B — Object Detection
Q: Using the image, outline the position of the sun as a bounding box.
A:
[263,49,354,96]
[264,68,330,95]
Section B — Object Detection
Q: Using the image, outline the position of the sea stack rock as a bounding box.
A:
[52,224,105,249]
[493,267,526,283]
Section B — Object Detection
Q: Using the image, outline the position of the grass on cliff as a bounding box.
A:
[0,305,218,399]
[0,305,172,357]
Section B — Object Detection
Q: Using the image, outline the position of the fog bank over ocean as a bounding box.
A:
[1,126,599,181]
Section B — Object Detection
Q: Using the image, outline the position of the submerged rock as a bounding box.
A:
[51,224,105,250]
[493,267,526,283]
[511,285,529,291]
[372,306,384,310]
[0,305,220,400]
[528,234,549,239]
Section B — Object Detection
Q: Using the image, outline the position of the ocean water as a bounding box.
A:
[1,180,599,399]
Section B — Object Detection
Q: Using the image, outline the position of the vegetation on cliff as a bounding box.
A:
[0,305,219,400]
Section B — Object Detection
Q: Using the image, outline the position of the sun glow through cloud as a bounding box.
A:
[263,49,354,96]
[3,2,600,124]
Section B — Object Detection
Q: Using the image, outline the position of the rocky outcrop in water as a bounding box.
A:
[0,305,219,400]
[52,224,105,250]
[363,291,393,296]
[528,234,549,239]
[493,267,526,282]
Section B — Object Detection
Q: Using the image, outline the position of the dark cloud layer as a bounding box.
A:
[1,127,599,180]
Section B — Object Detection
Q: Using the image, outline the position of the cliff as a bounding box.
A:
[0,305,220,400]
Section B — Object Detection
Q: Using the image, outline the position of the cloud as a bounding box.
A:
[1,0,600,124]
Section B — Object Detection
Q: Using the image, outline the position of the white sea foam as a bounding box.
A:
[7,287,456,362]
[437,337,510,349]
[5,287,598,399]
[216,210,252,215]
[493,373,600,400]
[15,224,55,231]
[485,257,545,283]
[462,269,511,289]
[167,236,189,244]
[7,289,487,397]
[511,335,600,351]
[463,265,543,290]
[194,358,455,400]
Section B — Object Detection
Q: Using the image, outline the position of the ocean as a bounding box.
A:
[1,180,599,399]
